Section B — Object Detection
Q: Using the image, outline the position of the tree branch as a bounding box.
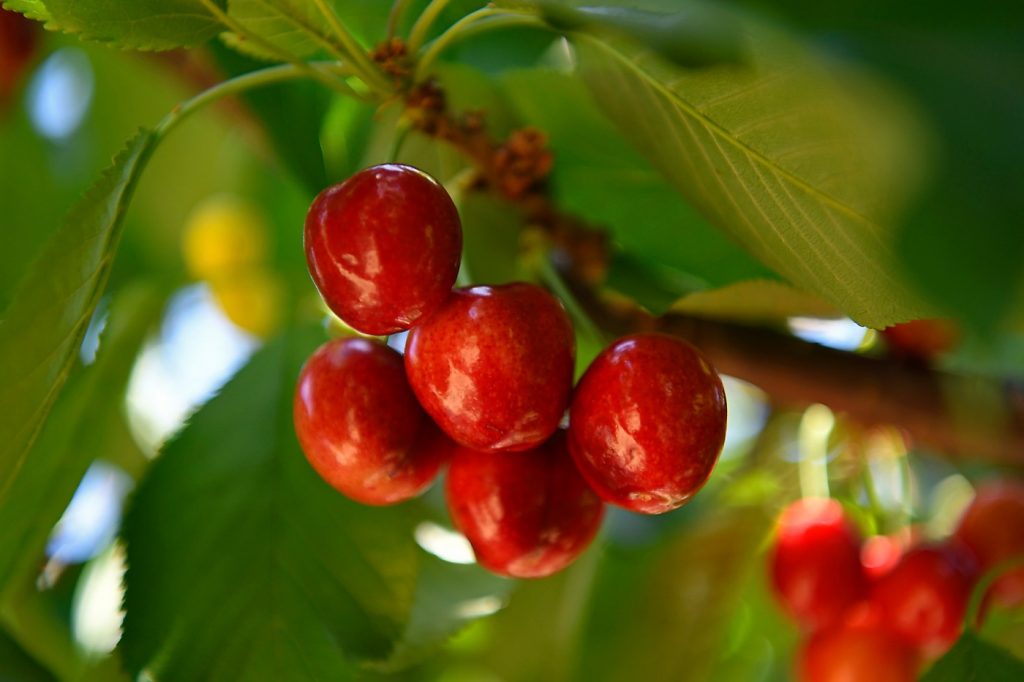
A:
[566,280,1024,467]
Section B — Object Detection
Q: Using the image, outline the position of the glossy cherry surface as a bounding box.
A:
[955,479,1024,608]
[567,333,726,514]
[799,619,918,682]
[446,431,604,578]
[871,544,977,655]
[304,164,462,335]
[770,498,868,630]
[294,337,447,505]
[405,283,575,452]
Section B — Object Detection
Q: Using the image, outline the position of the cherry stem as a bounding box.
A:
[387,116,413,163]
[965,553,1024,632]
[198,0,371,101]
[154,62,350,140]
[407,0,453,55]
[414,9,546,81]
[387,0,413,39]
[310,0,392,93]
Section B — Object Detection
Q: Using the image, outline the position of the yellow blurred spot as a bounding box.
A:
[181,195,268,280]
[209,269,284,338]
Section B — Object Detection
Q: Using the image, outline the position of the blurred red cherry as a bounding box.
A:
[0,8,38,106]
[881,318,959,361]
[954,479,1024,608]
[871,544,977,656]
[769,498,868,630]
[799,617,919,682]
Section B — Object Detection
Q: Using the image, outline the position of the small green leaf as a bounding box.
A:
[565,12,934,328]
[0,285,161,598]
[42,0,222,50]
[0,130,156,511]
[0,0,50,22]
[922,632,1024,682]
[122,328,496,679]
[225,0,334,60]
[669,279,838,322]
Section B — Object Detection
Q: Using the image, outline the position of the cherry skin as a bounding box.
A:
[304,164,462,335]
[405,283,575,452]
[881,318,959,361]
[769,498,868,630]
[870,544,977,655]
[293,337,448,505]
[445,430,604,578]
[954,479,1024,608]
[0,8,37,106]
[567,333,726,514]
[861,529,920,583]
[799,617,919,682]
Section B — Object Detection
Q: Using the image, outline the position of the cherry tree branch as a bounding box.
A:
[563,280,1024,467]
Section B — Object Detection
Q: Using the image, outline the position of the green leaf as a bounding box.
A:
[922,633,1024,682]
[0,627,56,682]
[537,1,744,68]
[669,279,838,322]
[576,504,772,682]
[122,328,495,679]
[500,68,776,294]
[42,1,223,50]
[0,285,161,598]
[225,0,336,60]
[0,1,50,22]
[0,130,156,514]
[566,15,934,328]
[381,552,512,670]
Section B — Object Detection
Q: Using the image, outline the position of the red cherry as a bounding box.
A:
[304,164,462,335]
[0,8,38,105]
[445,431,604,578]
[405,283,575,452]
[567,333,726,514]
[799,619,919,682]
[954,479,1024,608]
[293,337,447,505]
[769,498,868,630]
[871,544,977,655]
[881,318,959,360]
[861,527,921,583]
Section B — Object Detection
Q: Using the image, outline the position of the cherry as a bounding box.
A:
[799,617,919,682]
[769,498,868,630]
[567,333,726,514]
[405,283,575,452]
[954,479,1024,608]
[293,337,447,505]
[445,430,604,578]
[881,318,959,360]
[0,8,37,106]
[870,544,977,655]
[304,164,462,335]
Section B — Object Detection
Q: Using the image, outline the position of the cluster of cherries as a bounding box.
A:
[292,164,728,578]
[770,480,1024,682]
